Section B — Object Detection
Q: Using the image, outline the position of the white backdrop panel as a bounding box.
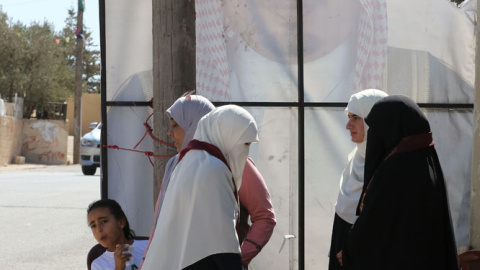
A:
[105,0,154,236]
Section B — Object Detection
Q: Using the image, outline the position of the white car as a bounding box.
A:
[80,122,101,175]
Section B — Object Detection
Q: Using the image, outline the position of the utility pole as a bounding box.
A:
[73,0,85,164]
[470,0,480,250]
[152,0,195,203]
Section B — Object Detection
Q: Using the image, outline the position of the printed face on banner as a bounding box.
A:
[222,0,362,63]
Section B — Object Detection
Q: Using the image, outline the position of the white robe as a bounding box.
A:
[141,150,240,269]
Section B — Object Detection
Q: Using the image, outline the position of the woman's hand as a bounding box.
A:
[114,244,132,270]
[336,250,343,266]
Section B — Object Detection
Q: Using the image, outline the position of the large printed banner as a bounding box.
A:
[103,0,476,268]
[196,0,475,269]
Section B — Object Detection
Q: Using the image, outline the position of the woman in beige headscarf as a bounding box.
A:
[141,105,259,270]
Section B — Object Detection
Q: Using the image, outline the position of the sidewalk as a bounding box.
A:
[0,163,49,171]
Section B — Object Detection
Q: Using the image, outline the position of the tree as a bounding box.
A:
[83,33,101,93]
[0,12,27,101]
[0,12,70,117]
[60,8,100,93]
[0,7,101,119]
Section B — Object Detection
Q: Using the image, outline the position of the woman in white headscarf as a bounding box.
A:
[141,104,259,270]
[328,89,388,270]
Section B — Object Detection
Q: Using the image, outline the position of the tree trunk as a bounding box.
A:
[152,0,196,205]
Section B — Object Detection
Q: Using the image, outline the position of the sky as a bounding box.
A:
[0,0,100,48]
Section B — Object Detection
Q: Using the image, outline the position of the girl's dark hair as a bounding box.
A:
[87,199,135,240]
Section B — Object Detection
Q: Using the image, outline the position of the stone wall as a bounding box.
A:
[0,116,23,165]
[0,96,68,165]
[21,120,68,165]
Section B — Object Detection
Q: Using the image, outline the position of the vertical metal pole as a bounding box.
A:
[73,0,84,165]
[297,0,305,269]
[99,0,108,199]
[470,0,480,250]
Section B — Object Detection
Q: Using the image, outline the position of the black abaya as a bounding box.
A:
[343,95,459,270]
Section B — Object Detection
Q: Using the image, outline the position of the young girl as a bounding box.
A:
[87,199,148,270]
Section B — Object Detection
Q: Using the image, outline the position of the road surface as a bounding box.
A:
[0,164,100,269]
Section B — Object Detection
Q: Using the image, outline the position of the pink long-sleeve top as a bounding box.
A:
[237,157,276,267]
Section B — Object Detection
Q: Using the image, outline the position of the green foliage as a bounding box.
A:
[60,8,101,93]
[0,8,100,118]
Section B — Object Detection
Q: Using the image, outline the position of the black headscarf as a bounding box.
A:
[362,95,431,193]
[344,95,459,270]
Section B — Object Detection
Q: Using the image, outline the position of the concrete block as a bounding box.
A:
[14,156,25,164]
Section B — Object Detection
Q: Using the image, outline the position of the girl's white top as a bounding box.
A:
[91,239,148,270]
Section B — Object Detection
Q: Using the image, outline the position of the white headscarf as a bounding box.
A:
[335,89,388,224]
[194,104,259,189]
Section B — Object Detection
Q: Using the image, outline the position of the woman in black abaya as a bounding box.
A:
[341,95,459,270]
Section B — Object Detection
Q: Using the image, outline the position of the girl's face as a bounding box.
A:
[167,118,186,152]
[346,112,365,143]
[88,207,125,251]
